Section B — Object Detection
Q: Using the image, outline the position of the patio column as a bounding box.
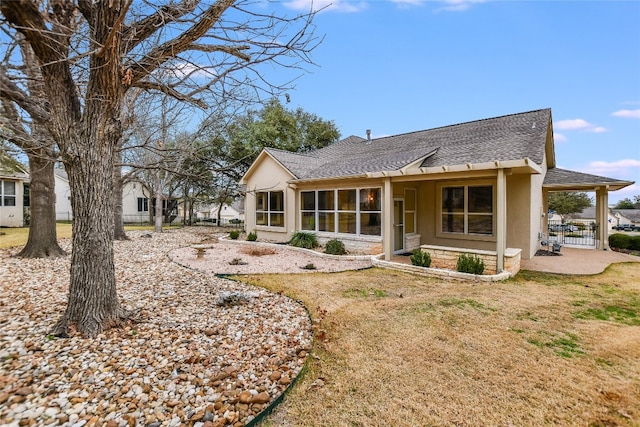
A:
[383,177,393,260]
[496,168,506,272]
[595,186,609,250]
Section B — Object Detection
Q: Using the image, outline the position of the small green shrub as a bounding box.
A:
[325,239,347,255]
[290,231,318,249]
[629,235,640,251]
[456,253,485,275]
[302,263,317,270]
[609,233,631,250]
[229,230,240,240]
[410,249,431,267]
[247,230,258,241]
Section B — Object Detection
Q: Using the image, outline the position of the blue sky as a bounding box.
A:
[271,0,640,203]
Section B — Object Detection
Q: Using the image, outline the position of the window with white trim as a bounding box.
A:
[137,197,149,212]
[300,187,381,236]
[0,180,16,207]
[441,185,493,235]
[256,191,284,227]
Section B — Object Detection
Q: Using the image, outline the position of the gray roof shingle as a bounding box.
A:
[268,109,552,180]
[543,168,630,186]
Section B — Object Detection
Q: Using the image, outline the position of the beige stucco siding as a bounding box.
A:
[243,154,295,242]
[506,174,534,259]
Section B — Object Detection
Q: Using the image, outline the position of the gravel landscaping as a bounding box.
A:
[0,229,314,427]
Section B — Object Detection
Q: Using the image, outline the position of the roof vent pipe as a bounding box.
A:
[366,129,371,141]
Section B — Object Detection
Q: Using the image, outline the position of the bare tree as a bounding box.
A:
[0,0,319,337]
[0,34,66,258]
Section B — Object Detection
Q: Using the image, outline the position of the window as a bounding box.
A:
[1,180,16,207]
[137,197,149,212]
[404,188,416,234]
[441,185,493,235]
[256,191,284,227]
[300,187,381,236]
[23,184,30,207]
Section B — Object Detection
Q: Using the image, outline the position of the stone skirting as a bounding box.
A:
[404,233,421,252]
[419,245,522,275]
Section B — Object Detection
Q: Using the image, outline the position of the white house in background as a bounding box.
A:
[573,206,617,231]
[197,199,245,225]
[612,209,640,227]
[54,169,73,221]
[0,153,28,228]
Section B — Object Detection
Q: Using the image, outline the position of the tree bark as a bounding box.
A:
[16,152,67,258]
[52,133,124,337]
[154,175,163,232]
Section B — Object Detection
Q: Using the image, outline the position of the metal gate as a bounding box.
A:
[547,221,597,247]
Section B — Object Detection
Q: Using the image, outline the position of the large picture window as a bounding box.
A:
[441,185,493,235]
[256,191,284,227]
[0,180,16,207]
[300,187,381,236]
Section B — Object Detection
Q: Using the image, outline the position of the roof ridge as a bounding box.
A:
[368,108,551,142]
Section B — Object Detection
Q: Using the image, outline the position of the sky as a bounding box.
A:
[265,0,640,204]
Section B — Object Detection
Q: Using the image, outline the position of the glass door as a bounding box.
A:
[394,199,404,253]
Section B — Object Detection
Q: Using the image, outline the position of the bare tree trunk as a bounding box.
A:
[51,134,124,338]
[16,152,67,258]
[113,163,129,240]
[154,175,163,233]
[217,204,224,226]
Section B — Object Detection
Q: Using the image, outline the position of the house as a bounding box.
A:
[612,209,640,227]
[240,109,634,275]
[573,206,617,231]
[197,199,245,225]
[0,153,28,228]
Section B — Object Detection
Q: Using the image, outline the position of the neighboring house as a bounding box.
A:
[573,206,617,231]
[241,109,633,274]
[612,209,640,227]
[0,153,28,228]
[197,199,245,225]
[54,169,73,221]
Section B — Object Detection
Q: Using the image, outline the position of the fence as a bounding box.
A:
[547,220,597,247]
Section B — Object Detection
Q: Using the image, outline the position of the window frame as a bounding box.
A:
[255,190,285,229]
[137,197,149,212]
[0,180,17,207]
[299,187,382,238]
[436,180,496,241]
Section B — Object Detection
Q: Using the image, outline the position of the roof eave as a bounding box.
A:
[240,149,297,185]
[544,180,635,192]
[367,158,541,178]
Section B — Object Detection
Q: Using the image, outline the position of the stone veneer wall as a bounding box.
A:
[420,245,522,275]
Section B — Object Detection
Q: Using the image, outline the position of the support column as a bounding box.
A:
[383,178,393,261]
[596,186,609,250]
[496,169,507,272]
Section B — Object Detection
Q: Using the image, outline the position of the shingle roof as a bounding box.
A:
[267,109,552,180]
[543,168,631,187]
[612,209,640,222]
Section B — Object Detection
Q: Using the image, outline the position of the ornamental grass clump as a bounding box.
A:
[247,230,258,241]
[325,239,347,255]
[456,253,485,275]
[290,231,319,249]
[410,249,431,267]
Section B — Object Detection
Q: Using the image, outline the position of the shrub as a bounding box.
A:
[247,230,258,241]
[629,236,640,251]
[290,231,318,249]
[456,253,485,275]
[410,249,431,267]
[229,230,240,240]
[325,239,347,255]
[302,263,317,270]
[609,233,631,250]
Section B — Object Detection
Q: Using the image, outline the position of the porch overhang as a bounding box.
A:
[543,181,634,192]
[366,158,541,179]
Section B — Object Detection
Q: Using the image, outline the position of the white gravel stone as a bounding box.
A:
[0,228,312,426]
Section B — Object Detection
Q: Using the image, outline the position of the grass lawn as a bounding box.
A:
[239,263,640,427]
[0,223,182,249]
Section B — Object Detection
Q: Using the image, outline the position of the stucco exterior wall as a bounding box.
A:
[122,181,152,222]
[506,173,535,259]
[0,178,24,227]
[54,174,73,221]
[244,155,295,242]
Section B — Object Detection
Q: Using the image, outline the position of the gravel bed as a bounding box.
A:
[0,229,312,427]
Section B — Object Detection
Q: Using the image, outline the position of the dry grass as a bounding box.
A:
[237,263,640,427]
[240,246,278,257]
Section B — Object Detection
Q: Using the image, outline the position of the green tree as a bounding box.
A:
[548,191,593,219]
[613,196,640,209]
[211,99,340,179]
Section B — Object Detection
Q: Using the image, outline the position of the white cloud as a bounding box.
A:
[553,132,567,143]
[433,0,489,12]
[282,0,368,13]
[583,159,640,177]
[554,118,607,133]
[612,109,640,119]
